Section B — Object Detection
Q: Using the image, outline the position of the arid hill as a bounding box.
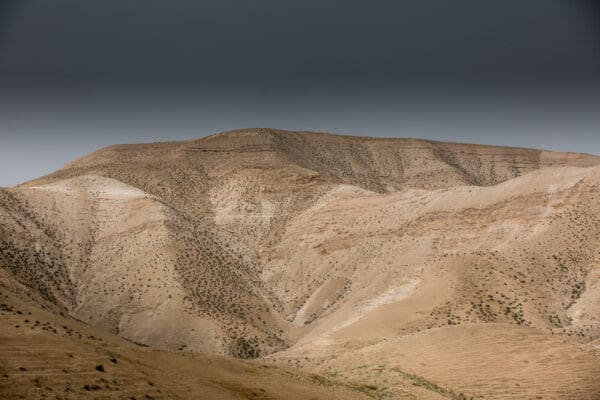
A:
[2,128,600,399]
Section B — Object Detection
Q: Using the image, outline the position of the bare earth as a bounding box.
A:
[1,128,600,399]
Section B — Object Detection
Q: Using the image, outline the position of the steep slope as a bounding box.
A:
[0,187,76,309]
[264,166,600,340]
[25,128,600,247]
[2,129,600,399]
[263,166,600,399]
[52,127,596,191]
[1,175,288,357]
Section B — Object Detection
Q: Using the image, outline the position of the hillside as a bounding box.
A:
[0,286,390,400]
[2,128,600,399]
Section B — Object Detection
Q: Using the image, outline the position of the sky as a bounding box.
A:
[0,0,599,186]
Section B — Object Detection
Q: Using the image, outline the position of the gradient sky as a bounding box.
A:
[1,0,599,186]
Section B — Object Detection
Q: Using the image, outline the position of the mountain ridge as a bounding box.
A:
[2,128,600,399]
[24,128,600,191]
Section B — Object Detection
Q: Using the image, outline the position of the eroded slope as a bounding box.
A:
[1,129,600,399]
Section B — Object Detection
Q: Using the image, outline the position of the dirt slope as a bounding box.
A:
[0,287,393,400]
[2,128,600,399]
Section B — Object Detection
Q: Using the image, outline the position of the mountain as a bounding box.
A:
[2,128,600,399]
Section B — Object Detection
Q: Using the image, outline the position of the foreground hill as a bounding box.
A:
[2,128,600,399]
[0,286,391,400]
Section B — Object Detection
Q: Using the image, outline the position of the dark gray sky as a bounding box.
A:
[1,0,599,186]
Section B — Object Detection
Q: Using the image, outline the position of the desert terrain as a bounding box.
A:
[1,128,600,399]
